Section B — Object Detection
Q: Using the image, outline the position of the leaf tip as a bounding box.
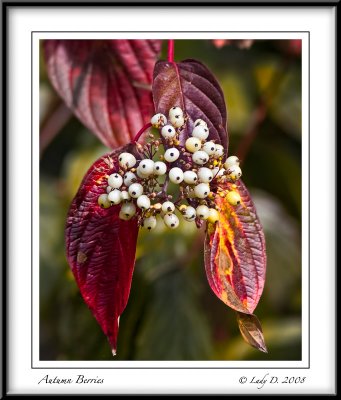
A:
[111,348,117,357]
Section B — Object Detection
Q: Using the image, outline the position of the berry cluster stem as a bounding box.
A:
[168,40,175,63]
[133,122,152,143]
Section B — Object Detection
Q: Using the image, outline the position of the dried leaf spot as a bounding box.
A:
[77,251,88,264]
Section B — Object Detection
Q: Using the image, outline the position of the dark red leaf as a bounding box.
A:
[236,312,267,353]
[44,40,162,149]
[65,143,141,354]
[152,59,228,151]
[204,180,266,314]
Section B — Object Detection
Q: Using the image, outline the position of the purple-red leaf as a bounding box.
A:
[152,59,228,151]
[237,312,267,353]
[44,40,162,149]
[204,180,266,314]
[65,143,141,354]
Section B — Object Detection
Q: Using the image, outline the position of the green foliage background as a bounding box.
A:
[40,40,302,361]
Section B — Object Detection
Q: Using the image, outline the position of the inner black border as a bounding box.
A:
[32,31,310,370]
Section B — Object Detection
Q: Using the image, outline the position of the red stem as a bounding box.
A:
[133,122,152,143]
[168,40,175,63]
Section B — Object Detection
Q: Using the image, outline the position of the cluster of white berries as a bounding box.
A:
[98,107,243,231]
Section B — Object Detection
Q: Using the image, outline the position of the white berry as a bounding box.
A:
[108,173,123,189]
[196,205,210,220]
[202,141,216,156]
[153,161,167,175]
[162,201,175,213]
[120,190,130,201]
[169,106,184,119]
[139,159,154,175]
[194,183,210,198]
[142,216,157,230]
[192,125,209,140]
[161,125,176,139]
[137,194,151,210]
[98,194,111,209]
[207,208,219,224]
[120,202,136,220]
[108,189,122,205]
[128,183,143,198]
[106,186,112,194]
[185,137,202,153]
[192,150,209,165]
[197,167,213,183]
[184,206,196,221]
[118,152,136,169]
[123,171,137,186]
[215,144,224,157]
[170,115,185,128]
[164,213,179,229]
[224,155,240,169]
[183,170,198,184]
[169,167,184,184]
[227,165,242,180]
[151,113,167,128]
[194,119,208,128]
[164,148,180,162]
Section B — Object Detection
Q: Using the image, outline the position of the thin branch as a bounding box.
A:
[40,102,73,157]
[167,40,175,63]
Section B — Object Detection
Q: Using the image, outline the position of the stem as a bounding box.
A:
[168,40,175,63]
[133,122,152,143]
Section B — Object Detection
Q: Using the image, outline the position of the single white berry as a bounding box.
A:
[170,115,185,128]
[196,205,210,220]
[197,167,213,183]
[123,171,137,186]
[224,155,240,169]
[161,125,176,139]
[194,183,210,199]
[164,148,180,162]
[227,165,242,180]
[192,150,209,165]
[137,194,151,210]
[207,208,219,224]
[183,170,198,184]
[164,213,180,229]
[214,144,224,157]
[108,189,122,205]
[194,119,208,128]
[142,216,157,230]
[184,206,196,221]
[202,141,216,156]
[192,125,209,140]
[162,201,175,213]
[136,167,149,179]
[169,167,184,184]
[169,106,184,119]
[98,193,111,209]
[139,159,154,175]
[120,202,136,220]
[106,186,112,194]
[226,191,241,206]
[185,137,202,153]
[153,161,167,175]
[128,183,143,198]
[118,152,136,169]
[151,113,167,128]
[120,190,130,201]
[108,173,123,189]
